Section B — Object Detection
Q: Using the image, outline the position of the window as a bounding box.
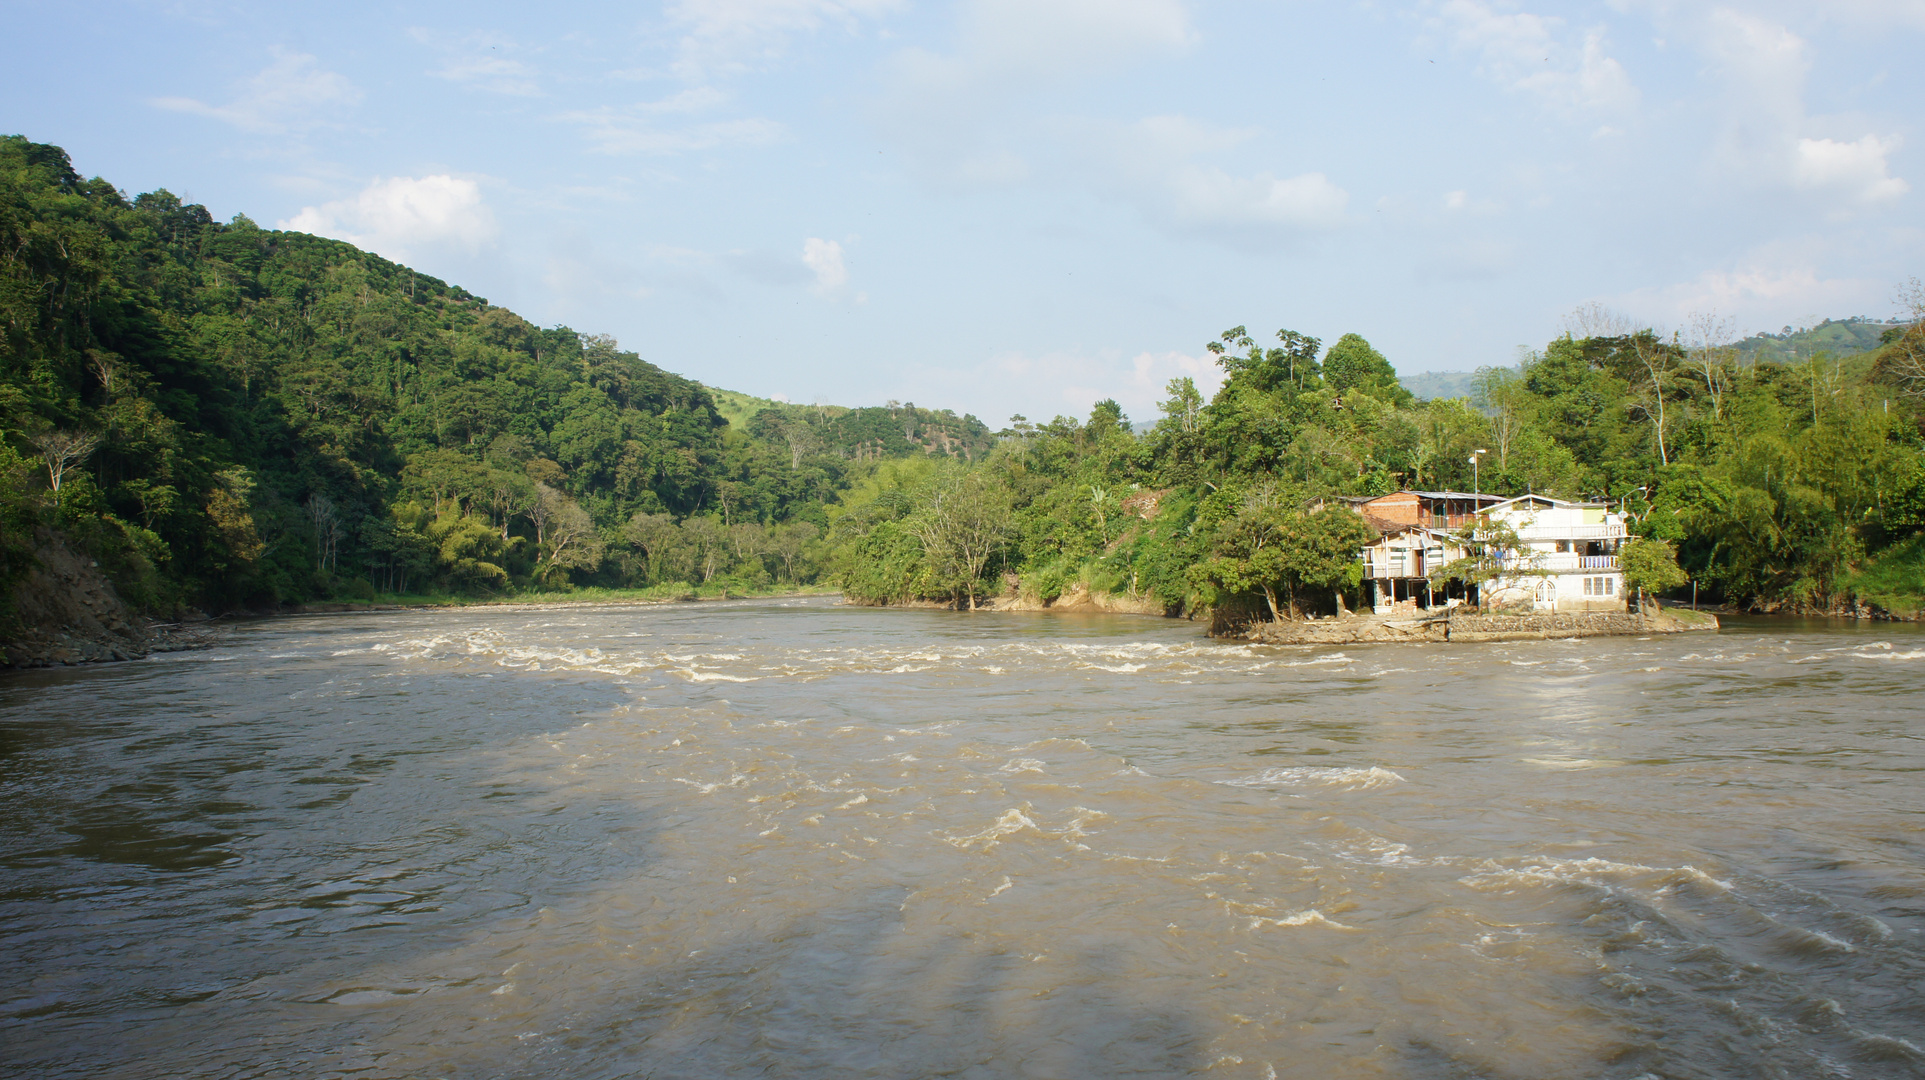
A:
[1582,576,1618,596]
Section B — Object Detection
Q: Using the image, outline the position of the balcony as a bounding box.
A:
[1499,553,1618,571]
[1513,523,1626,541]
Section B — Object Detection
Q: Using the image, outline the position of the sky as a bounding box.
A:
[5,1,1923,426]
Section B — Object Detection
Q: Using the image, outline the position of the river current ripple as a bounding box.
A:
[3,599,1922,1078]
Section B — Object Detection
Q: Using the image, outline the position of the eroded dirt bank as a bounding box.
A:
[1,532,220,668]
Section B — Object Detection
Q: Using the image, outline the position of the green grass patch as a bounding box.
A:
[1846,535,1925,618]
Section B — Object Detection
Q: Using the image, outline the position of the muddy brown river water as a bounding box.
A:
[2,598,1922,1079]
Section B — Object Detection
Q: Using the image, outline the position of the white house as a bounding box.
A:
[1478,495,1628,612]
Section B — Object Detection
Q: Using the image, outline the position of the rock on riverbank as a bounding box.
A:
[1245,606,1719,645]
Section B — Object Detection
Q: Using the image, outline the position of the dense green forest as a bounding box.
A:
[4,134,1924,632]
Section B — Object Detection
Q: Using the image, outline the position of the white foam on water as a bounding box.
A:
[1521,757,1624,770]
[941,808,1038,851]
[1223,766,1406,792]
[1282,653,1354,667]
[677,669,758,682]
[1331,837,1430,867]
[1459,855,1673,891]
[1247,909,1358,931]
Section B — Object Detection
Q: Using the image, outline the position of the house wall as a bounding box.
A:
[1359,491,1421,527]
[1488,570,1627,612]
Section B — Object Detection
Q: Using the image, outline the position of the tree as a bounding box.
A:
[29,429,100,501]
[1620,537,1687,610]
[1686,311,1735,421]
[1472,364,1527,471]
[206,467,265,570]
[1207,326,1322,392]
[683,516,728,582]
[1160,377,1202,433]
[1627,331,1679,465]
[1876,277,1925,398]
[768,520,819,581]
[530,484,602,581]
[306,493,340,573]
[908,469,1012,609]
[1321,333,1399,398]
[1287,507,1376,613]
[1188,486,1291,620]
[623,511,678,582]
[1429,518,1535,602]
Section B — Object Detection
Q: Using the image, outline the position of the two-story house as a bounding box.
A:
[1477,494,1628,612]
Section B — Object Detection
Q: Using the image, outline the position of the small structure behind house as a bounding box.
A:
[1345,491,1504,614]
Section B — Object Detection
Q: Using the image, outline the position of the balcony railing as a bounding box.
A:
[1498,553,1619,571]
[1512,523,1626,541]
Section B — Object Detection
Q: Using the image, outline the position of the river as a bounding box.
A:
[2,598,1922,1079]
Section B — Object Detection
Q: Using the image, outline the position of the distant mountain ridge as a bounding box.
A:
[1399,370,1481,401]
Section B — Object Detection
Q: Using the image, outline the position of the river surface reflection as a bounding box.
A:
[3,599,1923,1078]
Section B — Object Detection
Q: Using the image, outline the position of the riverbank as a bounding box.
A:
[284,582,840,614]
[2,560,839,669]
[1244,606,1720,645]
[845,581,1175,617]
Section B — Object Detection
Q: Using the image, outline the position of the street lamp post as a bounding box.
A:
[1468,449,1488,497]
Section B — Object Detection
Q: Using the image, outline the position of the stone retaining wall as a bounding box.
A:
[1445,611,1651,642]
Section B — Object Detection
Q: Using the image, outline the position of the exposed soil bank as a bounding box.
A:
[1245,606,1720,645]
[1,531,223,668]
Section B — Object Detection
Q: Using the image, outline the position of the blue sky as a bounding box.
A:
[6,1,1922,425]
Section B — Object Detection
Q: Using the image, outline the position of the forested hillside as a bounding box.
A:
[0,136,984,621]
[5,134,1924,634]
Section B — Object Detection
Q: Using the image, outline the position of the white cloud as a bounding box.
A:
[960,0,1194,77]
[1609,261,1884,334]
[668,0,902,77]
[936,345,1222,422]
[1074,116,1351,242]
[802,238,847,292]
[410,29,542,96]
[151,48,360,133]
[1434,1,1638,113]
[1695,9,1907,209]
[560,89,785,155]
[1792,136,1909,203]
[434,55,540,97]
[1167,167,1349,230]
[874,0,1196,187]
[280,175,498,262]
[1127,349,1225,405]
